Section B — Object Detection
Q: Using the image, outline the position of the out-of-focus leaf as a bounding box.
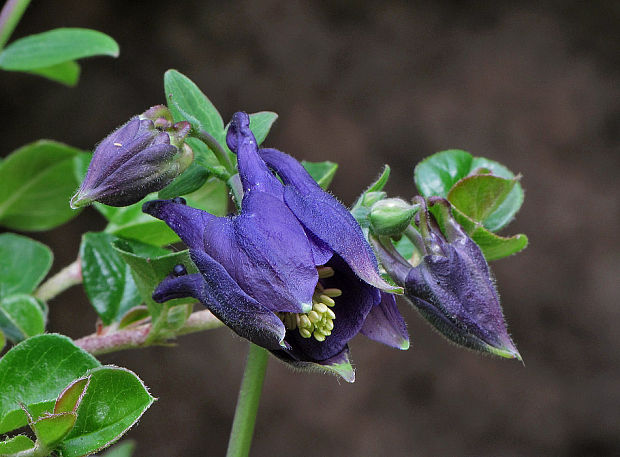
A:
[117,306,150,329]
[249,111,278,145]
[0,233,52,300]
[58,366,154,457]
[0,28,118,70]
[301,161,338,190]
[0,334,100,434]
[100,441,136,457]
[0,141,87,231]
[0,294,46,343]
[26,60,81,86]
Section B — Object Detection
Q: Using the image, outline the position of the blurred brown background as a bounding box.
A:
[1,1,619,456]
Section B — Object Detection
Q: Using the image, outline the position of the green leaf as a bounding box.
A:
[58,366,154,457]
[0,331,5,353]
[157,162,210,199]
[80,233,166,325]
[0,334,100,434]
[54,378,89,414]
[97,200,180,247]
[0,294,46,343]
[301,161,338,190]
[185,178,229,215]
[0,28,119,71]
[0,233,53,300]
[26,60,81,86]
[100,441,136,457]
[112,241,196,322]
[414,149,473,197]
[0,435,35,454]
[248,112,278,145]
[117,307,150,329]
[447,174,518,224]
[32,411,77,448]
[470,157,524,232]
[415,150,524,232]
[0,140,88,231]
[164,70,224,141]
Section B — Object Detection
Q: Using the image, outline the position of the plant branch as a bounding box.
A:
[226,344,269,457]
[34,259,82,302]
[0,0,31,50]
[74,309,223,356]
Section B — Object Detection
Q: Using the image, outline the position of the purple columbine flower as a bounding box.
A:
[371,196,521,360]
[143,112,407,382]
[70,105,193,208]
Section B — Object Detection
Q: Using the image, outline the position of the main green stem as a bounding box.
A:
[192,128,235,175]
[0,0,31,50]
[226,344,269,457]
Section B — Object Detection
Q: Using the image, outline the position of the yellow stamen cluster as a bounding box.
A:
[278,266,342,342]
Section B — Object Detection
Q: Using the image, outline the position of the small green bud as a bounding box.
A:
[369,198,416,237]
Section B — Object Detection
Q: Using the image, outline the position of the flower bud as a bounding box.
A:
[370,196,521,360]
[368,198,416,237]
[70,105,194,208]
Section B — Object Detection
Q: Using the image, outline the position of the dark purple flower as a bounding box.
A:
[71,105,193,208]
[144,112,407,381]
[371,196,521,360]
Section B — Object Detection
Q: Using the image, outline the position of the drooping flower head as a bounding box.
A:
[143,112,408,381]
[71,105,193,208]
[371,196,521,360]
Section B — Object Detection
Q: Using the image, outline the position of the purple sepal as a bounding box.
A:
[360,292,410,350]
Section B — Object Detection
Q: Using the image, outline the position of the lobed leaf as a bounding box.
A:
[0,28,118,71]
[0,233,52,300]
[0,141,88,231]
[32,411,77,449]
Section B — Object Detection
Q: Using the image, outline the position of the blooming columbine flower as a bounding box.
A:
[71,105,193,208]
[143,112,408,381]
[371,196,521,360]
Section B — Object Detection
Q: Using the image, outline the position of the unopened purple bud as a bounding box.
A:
[71,106,194,208]
[371,197,521,360]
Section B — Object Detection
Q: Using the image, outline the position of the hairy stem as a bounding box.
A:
[74,309,223,355]
[0,0,31,50]
[34,259,82,302]
[226,344,269,457]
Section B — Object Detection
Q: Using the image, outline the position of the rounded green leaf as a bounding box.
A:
[0,141,88,231]
[0,28,119,71]
[58,366,154,457]
[0,435,35,454]
[100,441,136,457]
[0,334,100,434]
[54,378,90,414]
[0,233,52,300]
[0,294,46,343]
[414,149,473,197]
